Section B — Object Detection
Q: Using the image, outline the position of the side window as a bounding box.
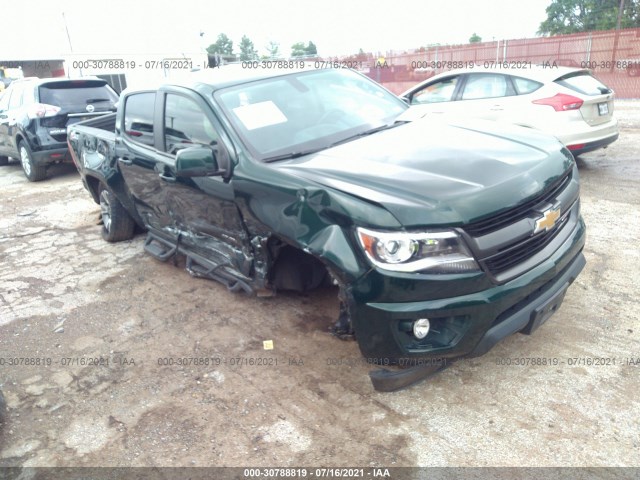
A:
[163,94,219,155]
[411,76,459,104]
[512,76,543,95]
[461,74,509,100]
[0,87,11,111]
[8,83,25,109]
[123,92,155,146]
[21,87,36,107]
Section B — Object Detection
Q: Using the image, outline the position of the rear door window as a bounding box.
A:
[38,80,118,112]
[461,74,512,100]
[123,92,155,147]
[8,83,25,109]
[555,72,611,96]
[0,87,11,111]
[410,76,460,104]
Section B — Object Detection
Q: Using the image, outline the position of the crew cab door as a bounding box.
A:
[117,91,176,239]
[156,88,252,278]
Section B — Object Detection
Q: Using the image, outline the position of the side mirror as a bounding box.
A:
[175,147,224,177]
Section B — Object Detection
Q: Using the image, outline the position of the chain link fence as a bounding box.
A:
[355,27,640,98]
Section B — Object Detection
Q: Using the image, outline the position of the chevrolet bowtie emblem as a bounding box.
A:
[534,206,561,234]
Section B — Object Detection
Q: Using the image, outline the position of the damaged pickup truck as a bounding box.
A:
[68,65,586,391]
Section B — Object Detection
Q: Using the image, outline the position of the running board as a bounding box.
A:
[143,232,254,295]
[369,360,452,392]
[186,256,253,294]
[143,234,177,261]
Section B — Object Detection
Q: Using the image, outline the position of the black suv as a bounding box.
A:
[0,77,118,181]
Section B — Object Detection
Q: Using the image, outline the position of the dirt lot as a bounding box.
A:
[1,102,639,470]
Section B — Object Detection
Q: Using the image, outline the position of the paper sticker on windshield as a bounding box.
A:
[233,101,287,130]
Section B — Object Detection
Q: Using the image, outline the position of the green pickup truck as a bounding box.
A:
[67,65,586,390]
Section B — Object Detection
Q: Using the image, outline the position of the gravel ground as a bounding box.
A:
[0,101,638,471]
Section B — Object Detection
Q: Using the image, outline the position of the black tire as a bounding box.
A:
[99,184,135,242]
[19,141,47,182]
[0,156,8,166]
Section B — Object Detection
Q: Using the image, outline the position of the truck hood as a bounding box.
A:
[277,118,574,227]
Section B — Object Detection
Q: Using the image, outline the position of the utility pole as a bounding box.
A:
[616,0,625,30]
[611,0,625,72]
[62,12,81,77]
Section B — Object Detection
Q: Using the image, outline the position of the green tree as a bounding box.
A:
[305,41,318,55]
[291,42,307,57]
[538,0,640,35]
[207,33,234,55]
[292,41,318,57]
[265,41,280,58]
[469,33,482,43]
[239,35,258,61]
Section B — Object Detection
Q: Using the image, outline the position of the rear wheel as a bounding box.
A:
[99,184,135,242]
[19,141,47,182]
[0,156,8,166]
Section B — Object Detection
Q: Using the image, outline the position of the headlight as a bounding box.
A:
[356,227,480,273]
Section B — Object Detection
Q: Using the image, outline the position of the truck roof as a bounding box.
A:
[124,62,317,95]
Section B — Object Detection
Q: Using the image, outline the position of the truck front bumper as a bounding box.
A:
[349,215,586,362]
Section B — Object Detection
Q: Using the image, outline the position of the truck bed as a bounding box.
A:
[68,112,117,177]
[69,112,117,144]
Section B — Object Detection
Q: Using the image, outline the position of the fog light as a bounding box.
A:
[413,318,430,339]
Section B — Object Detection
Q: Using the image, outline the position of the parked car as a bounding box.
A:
[68,65,585,391]
[0,77,118,180]
[401,66,618,156]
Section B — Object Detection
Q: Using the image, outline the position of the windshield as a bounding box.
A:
[215,68,407,161]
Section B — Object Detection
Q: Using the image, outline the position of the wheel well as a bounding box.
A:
[85,175,101,204]
[15,134,26,150]
[267,240,331,293]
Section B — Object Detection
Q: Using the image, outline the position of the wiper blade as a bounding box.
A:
[331,121,408,147]
[263,147,326,163]
[85,98,111,103]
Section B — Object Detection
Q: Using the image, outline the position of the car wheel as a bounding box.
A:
[0,156,8,166]
[19,141,47,182]
[99,184,135,242]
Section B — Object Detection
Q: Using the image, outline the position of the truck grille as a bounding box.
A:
[464,170,572,236]
[482,210,570,275]
[462,167,577,282]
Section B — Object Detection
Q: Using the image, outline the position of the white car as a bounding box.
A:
[400,66,618,156]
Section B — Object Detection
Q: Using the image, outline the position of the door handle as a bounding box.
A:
[117,155,133,165]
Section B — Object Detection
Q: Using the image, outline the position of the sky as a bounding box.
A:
[1,0,553,60]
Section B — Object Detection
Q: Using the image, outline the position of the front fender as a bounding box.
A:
[235,164,401,283]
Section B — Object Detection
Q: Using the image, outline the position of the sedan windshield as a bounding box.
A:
[215,68,407,161]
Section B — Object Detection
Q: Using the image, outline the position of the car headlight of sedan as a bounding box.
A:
[356,227,480,273]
